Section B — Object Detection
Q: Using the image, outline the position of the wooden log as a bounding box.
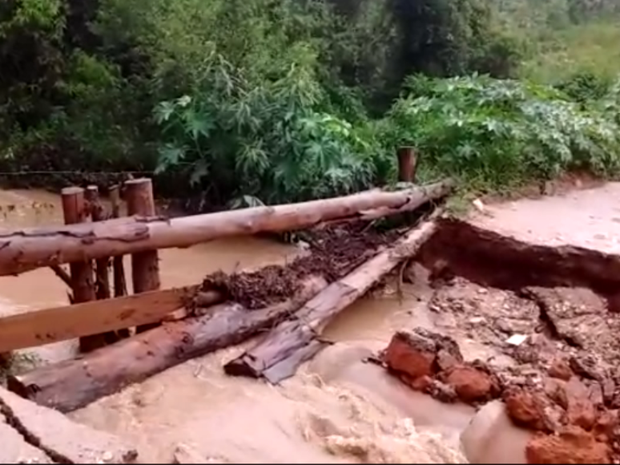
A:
[224,219,438,383]
[109,185,128,299]
[0,180,453,276]
[61,187,98,353]
[397,146,417,183]
[0,286,224,353]
[7,277,327,412]
[125,178,161,333]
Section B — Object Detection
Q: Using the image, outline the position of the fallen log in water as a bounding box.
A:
[0,180,453,276]
[224,219,438,383]
[7,277,327,412]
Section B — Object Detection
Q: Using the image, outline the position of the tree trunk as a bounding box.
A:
[6,277,327,412]
[224,220,438,384]
[0,181,453,276]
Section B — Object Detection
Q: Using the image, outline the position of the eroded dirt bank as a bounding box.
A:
[3,184,620,463]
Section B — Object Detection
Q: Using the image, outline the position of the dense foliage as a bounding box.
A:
[1,0,620,208]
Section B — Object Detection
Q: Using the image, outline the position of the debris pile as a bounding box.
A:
[202,223,401,309]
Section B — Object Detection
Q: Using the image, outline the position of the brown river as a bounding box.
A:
[0,189,529,464]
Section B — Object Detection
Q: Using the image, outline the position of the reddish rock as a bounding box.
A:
[504,387,554,432]
[563,378,597,430]
[601,378,616,406]
[566,397,596,430]
[544,378,568,409]
[436,349,459,371]
[549,358,572,381]
[525,426,611,464]
[409,375,433,392]
[384,332,436,379]
[427,379,458,403]
[443,364,499,403]
[593,410,619,441]
[588,382,604,408]
[566,377,590,399]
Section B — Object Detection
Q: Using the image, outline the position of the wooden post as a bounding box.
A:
[109,185,131,340]
[61,187,97,353]
[124,178,161,333]
[397,147,417,183]
[85,186,111,300]
[109,185,128,299]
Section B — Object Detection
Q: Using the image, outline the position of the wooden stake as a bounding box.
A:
[397,147,417,183]
[61,187,97,353]
[85,186,111,300]
[124,178,161,333]
[109,185,128,299]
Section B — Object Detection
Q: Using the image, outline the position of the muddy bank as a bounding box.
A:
[419,218,620,304]
[384,266,620,463]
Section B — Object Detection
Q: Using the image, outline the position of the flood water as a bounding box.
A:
[0,189,526,464]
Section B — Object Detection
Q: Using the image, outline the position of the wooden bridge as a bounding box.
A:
[0,148,453,414]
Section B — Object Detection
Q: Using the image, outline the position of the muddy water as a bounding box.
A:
[0,189,520,464]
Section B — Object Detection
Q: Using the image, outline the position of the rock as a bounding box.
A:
[383,328,463,380]
[384,331,436,379]
[0,387,137,463]
[544,378,568,409]
[461,400,533,464]
[522,288,615,365]
[436,349,459,372]
[588,382,604,408]
[548,358,572,381]
[570,355,603,381]
[443,365,499,404]
[504,387,556,432]
[0,414,53,464]
[525,426,611,464]
[427,379,458,403]
[409,375,433,392]
[593,410,619,441]
[566,397,596,431]
[601,378,615,406]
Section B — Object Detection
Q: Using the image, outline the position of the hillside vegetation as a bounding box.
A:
[1,0,620,208]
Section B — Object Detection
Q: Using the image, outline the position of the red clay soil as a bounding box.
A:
[381,298,620,464]
[202,223,401,309]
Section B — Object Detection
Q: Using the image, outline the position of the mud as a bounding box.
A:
[398,260,620,463]
[202,223,401,309]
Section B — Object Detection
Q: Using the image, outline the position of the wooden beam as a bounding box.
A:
[0,286,222,353]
